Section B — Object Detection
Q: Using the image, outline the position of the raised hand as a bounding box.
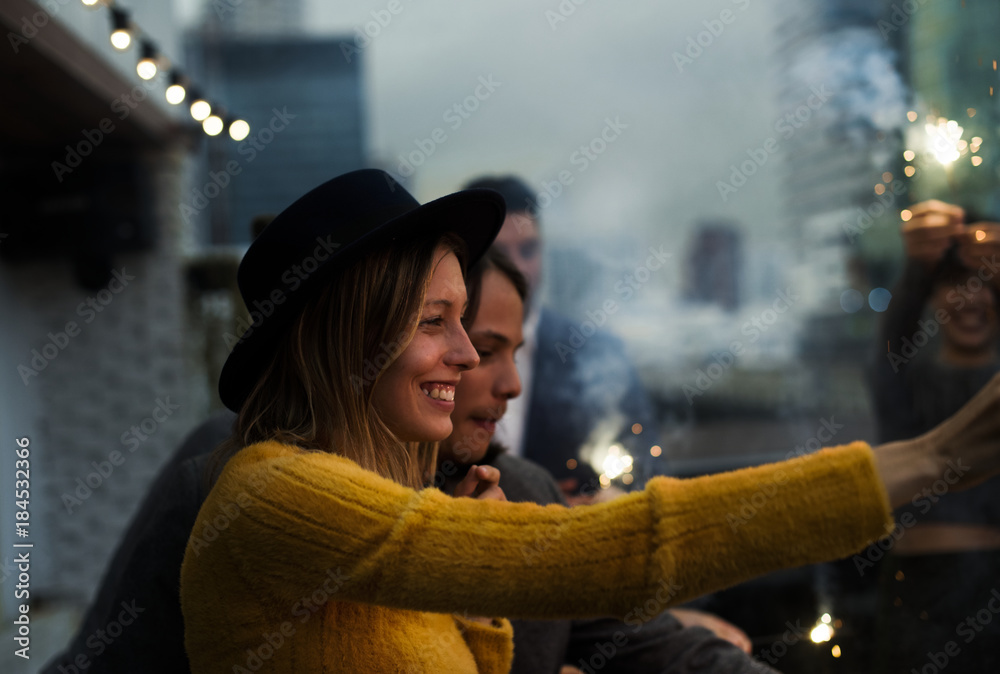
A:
[902,199,965,270]
[874,370,1000,508]
[955,220,1000,283]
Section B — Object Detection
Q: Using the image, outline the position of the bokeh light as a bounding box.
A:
[869,288,892,312]
[840,289,864,313]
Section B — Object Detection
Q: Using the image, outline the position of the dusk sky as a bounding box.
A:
[180,0,787,254]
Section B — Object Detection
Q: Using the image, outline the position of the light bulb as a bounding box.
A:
[165,84,186,105]
[190,99,211,122]
[203,115,224,136]
[229,119,250,141]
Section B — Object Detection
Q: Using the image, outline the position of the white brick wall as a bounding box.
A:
[2,147,209,606]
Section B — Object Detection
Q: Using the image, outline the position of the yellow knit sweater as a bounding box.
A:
[180,440,892,673]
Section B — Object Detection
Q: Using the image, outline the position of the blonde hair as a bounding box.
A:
[211,232,467,489]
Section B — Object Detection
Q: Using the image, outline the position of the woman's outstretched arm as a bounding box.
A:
[183,439,891,624]
[181,372,1000,626]
[872,369,1000,509]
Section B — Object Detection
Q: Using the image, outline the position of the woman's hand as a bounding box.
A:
[902,199,965,270]
[955,221,1000,285]
[920,369,1000,488]
[874,371,1000,508]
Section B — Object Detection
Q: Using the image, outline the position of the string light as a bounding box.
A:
[190,96,212,122]
[228,119,251,141]
[109,8,132,50]
[93,3,245,139]
[136,42,158,80]
[165,71,187,105]
[203,115,224,136]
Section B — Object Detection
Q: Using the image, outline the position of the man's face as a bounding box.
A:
[492,211,542,299]
[439,268,524,465]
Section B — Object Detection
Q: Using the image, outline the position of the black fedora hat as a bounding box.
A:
[218,168,506,412]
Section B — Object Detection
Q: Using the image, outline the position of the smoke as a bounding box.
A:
[789,26,908,148]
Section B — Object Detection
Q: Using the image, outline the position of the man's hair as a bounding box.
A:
[464,175,538,219]
[250,214,277,240]
[210,232,467,489]
[463,247,528,332]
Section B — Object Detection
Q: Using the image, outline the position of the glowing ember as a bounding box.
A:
[811,623,834,643]
[924,118,964,165]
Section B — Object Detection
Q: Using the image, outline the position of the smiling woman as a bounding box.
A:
[180,169,1000,674]
[206,171,499,490]
[371,241,478,444]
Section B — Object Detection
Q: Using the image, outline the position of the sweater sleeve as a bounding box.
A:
[199,440,891,620]
[453,616,515,674]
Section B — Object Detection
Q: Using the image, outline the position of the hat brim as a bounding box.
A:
[218,188,505,412]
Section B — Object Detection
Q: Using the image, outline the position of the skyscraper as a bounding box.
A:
[202,0,305,37]
[188,1,367,243]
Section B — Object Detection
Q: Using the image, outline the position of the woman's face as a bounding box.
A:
[932,279,999,358]
[372,246,480,442]
[439,269,524,464]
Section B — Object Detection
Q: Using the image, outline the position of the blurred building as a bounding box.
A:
[173,7,367,421]
[189,33,367,243]
[186,0,366,244]
[0,0,368,667]
[0,0,202,648]
[768,0,907,376]
[682,223,742,311]
[203,0,305,37]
